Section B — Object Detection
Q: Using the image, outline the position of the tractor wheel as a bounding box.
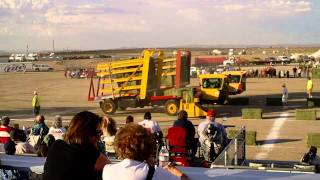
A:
[101,99,117,114]
[165,99,179,116]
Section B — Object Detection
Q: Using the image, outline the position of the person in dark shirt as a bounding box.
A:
[44,111,111,180]
[173,110,195,144]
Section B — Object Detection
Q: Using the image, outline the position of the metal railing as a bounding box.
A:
[211,126,246,167]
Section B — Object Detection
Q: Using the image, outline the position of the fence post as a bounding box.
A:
[234,138,238,166]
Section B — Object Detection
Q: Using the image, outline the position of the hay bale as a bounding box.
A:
[266,97,282,106]
[246,131,257,145]
[242,108,262,119]
[307,98,320,107]
[307,133,320,148]
[296,109,316,120]
[228,97,249,105]
[227,129,256,145]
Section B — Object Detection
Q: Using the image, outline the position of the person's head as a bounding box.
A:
[102,116,117,136]
[144,112,152,120]
[11,129,27,142]
[282,83,286,88]
[34,91,38,95]
[177,110,188,121]
[1,116,10,126]
[114,123,155,162]
[309,146,317,155]
[4,140,16,155]
[206,109,216,121]
[308,77,311,80]
[43,134,56,147]
[64,111,102,145]
[126,115,134,124]
[36,115,45,124]
[53,115,63,128]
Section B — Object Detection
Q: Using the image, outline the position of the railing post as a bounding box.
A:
[224,150,228,166]
[234,138,238,166]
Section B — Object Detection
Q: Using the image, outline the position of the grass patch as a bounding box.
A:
[228,129,256,145]
[242,108,262,119]
[296,109,317,120]
[307,133,320,148]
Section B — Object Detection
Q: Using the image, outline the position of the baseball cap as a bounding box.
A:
[207,109,216,117]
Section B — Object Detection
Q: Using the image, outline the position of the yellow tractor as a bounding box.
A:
[199,74,229,104]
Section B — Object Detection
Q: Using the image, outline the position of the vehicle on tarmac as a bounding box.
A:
[222,71,247,95]
[32,64,53,71]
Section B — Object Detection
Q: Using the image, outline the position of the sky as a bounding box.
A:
[0,0,319,51]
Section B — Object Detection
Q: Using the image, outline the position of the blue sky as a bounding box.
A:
[0,0,319,51]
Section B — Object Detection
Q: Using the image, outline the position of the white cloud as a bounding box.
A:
[0,0,50,9]
[177,8,201,22]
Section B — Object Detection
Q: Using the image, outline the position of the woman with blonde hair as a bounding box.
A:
[103,123,190,180]
[48,115,66,140]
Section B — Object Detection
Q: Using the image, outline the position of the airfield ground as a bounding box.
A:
[1,60,320,162]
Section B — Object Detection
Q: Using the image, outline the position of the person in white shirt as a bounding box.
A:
[102,123,190,180]
[48,115,66,140]
[138,112,161,134]
[282,84,288,106]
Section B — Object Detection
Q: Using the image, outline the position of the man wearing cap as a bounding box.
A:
[198,109,228,162]
[32,91,41,116]
[197,109,228,147]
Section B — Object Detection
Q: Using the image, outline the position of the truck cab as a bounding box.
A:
[199,74,229,104]
[222,71,246,95]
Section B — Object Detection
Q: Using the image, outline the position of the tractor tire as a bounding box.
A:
[101,99,117,114]
[165,99,179,116]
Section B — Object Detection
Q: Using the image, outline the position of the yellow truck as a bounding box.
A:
[222,71,246,95]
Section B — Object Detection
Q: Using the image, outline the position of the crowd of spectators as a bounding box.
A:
[0,109,231,179]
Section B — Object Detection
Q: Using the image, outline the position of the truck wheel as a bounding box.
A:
[101,99,117,114]
[165,100,179,116]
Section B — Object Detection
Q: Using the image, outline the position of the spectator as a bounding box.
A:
[173,110,195,144]
[125,115,134,124]
[282,84,289,107]
[32,91,41,116]
[0,116,13,144]
[11,129,35,155]
[307,77,313,98]
[198,110,228,163]
[138,112,162,134]
[293,67,297,78]
[101,117,117,155]
[300,146,320,172]
[31,115,49,136]
[4,140,16,155]
[48,115,66,140]
[44,111,111,180]
[102,123,190,180]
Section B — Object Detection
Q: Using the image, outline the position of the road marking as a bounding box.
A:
[254,112,288,159]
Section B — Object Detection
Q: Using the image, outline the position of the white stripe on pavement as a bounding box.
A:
[254,112,288,159]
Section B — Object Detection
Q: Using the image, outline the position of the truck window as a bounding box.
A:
[202,78,222,88]
[229,75,240,83]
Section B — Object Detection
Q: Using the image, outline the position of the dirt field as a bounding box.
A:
[1,61,320,162]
